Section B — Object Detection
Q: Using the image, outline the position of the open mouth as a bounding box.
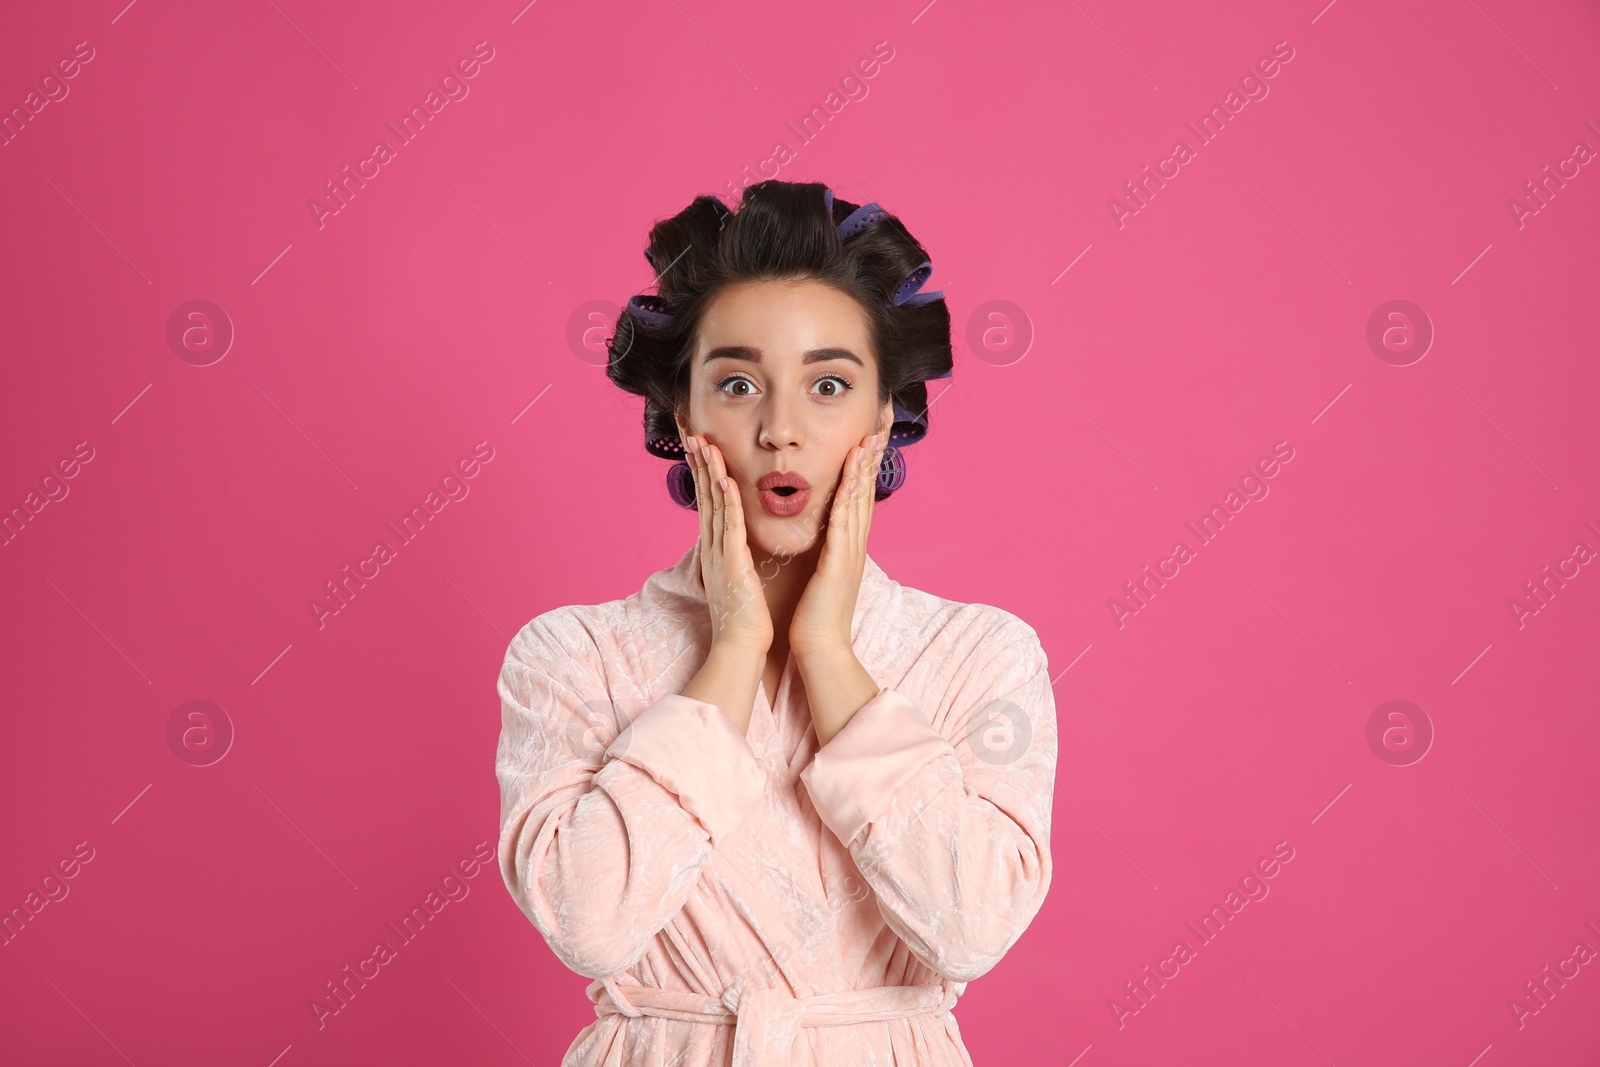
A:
[756,471,812,517]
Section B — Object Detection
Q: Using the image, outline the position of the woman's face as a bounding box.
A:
[676,278,894,560]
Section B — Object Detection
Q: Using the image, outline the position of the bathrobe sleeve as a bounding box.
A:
[495,617,768,978]
[798,617,1057,983]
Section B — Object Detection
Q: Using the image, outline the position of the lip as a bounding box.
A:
[758,486,811,517]
[757,470,812,492]
[756,470,812,518]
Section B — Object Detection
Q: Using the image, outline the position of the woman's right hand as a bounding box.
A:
[679,429,773,654]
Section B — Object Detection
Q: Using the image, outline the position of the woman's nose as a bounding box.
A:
[758,395,802,449]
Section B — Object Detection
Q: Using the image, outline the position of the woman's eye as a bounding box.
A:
[813,375,853,397]
[716,376,755,396]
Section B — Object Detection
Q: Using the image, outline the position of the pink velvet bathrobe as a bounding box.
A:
[495,541,1057,1066]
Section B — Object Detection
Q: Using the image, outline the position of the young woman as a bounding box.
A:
[495,180,1057,1066]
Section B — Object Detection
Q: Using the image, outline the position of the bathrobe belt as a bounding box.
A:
[594,973,959,1066]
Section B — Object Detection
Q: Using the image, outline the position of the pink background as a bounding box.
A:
[3,0,1598,1063]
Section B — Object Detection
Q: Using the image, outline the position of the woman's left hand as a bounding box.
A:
[789,429,888,657]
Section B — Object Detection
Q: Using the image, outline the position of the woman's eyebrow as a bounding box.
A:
[702,345,863,367]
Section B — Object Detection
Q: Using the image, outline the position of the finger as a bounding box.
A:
[852,435,874,499]
[682,432,700,509]
[860,431,884,536]
[846,442,868,536]
[705,439,727,553]
[689,438,724,617]
[684,436,725,620]
[722,472,751,613]
[716,446,751,502]
[826,447,858,543]
[723,473,749,558]
[713,443,754,538]
[857,463,873,557]
[720,450,771,562]
[688,435,713,545]
[821,438,862,549]
[848,434,878,554]
[718,462,762,617]
[858,462,877,548]
[833,441,870,578]
[846,446,866,546]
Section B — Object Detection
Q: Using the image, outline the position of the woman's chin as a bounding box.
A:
[745,512,819,559]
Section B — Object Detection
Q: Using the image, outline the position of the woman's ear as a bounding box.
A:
[878,400,895,437]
